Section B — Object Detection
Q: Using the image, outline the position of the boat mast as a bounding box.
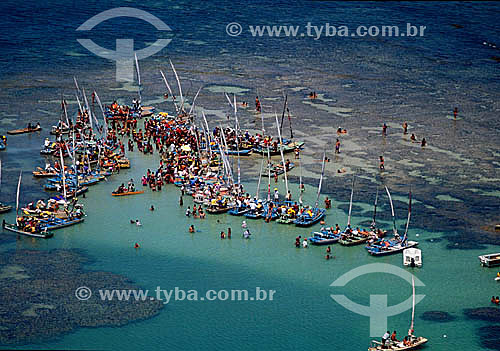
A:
[347,175,355,227]
[279,93,287,135]
[233,95,241,190]
[385,186,398,236]
[403,190,412,243]
[256,156,264,199]
[315,151,326,208]
[260,108,271,202]
[82,88,93,136]
[287,106,293,139]
[299,160,303,205]
[201,112,212,158]
[372,187,379,229]
[59,148,67,201]
[409,276,415,336]
[275,113,289,195]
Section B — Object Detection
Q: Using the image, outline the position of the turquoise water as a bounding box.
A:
[2,149,497,350]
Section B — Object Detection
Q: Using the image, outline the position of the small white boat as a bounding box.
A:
[403,248,422,267]
[478,253,500,267]
[368,276,428,350]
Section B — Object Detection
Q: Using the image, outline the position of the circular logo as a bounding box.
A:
[226,22,243,37]
[75,286,92,300]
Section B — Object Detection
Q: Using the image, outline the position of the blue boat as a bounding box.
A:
[308,230,340,245]
[38,217,84,230]
[294,208,326,227]
[228,206,250,216]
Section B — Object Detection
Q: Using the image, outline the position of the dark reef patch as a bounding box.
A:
[464,307,500,323]
[477,325,500,351]
[420,311,456,323]
[0,249,163,345]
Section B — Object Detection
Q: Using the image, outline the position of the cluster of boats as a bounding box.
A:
[308,179,421,261]
[0,76,146,238]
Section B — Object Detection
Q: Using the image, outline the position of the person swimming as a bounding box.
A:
[242,220,247,228]
[243,229,251,239]
[189,225,195,233]
[135,219,141,226]
[150,205,155,211]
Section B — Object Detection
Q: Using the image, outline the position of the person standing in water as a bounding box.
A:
[382,123,388,136]
[421,137,427,147]
[255,96,261,112]
[453,107,458,119]
[402,122,408,135]
[379,156,385,170]
[335,138,341,154]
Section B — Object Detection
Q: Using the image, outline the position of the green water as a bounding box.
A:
[2,150,497,350]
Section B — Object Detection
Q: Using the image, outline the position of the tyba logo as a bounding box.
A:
[330,263,424,337]
[77,7,171,82]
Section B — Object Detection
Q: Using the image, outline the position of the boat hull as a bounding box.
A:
[2,220,53,238]
[112,191,145,196]
[7,126,42,135]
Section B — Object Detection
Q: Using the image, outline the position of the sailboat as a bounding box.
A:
[0,160,12,213]
[2,172,53,238]
[368,277,428,350]
[339,176,372,246]
[293,151,326,227]
[366,188,419,256]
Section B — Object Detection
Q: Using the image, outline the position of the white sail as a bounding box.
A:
[385,186,398,235]
[93,91,108,138]
[62,99,70,128]
[315,151,326,208]
[16,171,22,216]
[82,88,93,132]
[160,69,179,114]
[347,176,355,227]
[134,52,142,102]
[188,86,203,116]
[169,59,184,112]
[73,76,82,99]
[75,94,84,120]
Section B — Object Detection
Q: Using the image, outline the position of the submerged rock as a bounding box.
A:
[477,325,500,351]
[464,307,500,322]
[420,311,456,322]
[0,249,163,345]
